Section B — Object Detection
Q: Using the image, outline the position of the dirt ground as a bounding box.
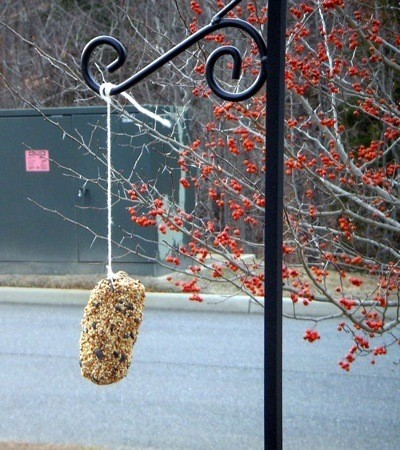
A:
[0,266,386,300]
[0,444,103,450]
[0,270,239,295]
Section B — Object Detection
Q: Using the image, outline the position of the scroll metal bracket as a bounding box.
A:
[80,0,267,102]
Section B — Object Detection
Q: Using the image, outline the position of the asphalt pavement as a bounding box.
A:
[0,292,399,449]
[0,302,263,450]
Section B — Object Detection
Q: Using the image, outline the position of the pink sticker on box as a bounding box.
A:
[25,150,50,172]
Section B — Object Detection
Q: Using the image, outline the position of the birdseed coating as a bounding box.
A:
[79,271,146,385]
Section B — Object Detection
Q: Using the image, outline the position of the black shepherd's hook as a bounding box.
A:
[81,0,267,102]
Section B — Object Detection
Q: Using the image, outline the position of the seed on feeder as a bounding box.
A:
[79,271,146,385]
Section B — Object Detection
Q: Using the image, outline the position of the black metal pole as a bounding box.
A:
[264,1,287,449]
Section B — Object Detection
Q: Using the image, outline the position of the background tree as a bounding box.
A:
[1,0,399,369]
[283,0,399,369]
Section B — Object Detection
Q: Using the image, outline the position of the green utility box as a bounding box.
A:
[0,106,189,275]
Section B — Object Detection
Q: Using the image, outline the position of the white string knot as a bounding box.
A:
[100,82,172,128]
[99,82,115,101]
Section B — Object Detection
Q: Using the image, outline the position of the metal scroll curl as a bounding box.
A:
[81,16,267,102]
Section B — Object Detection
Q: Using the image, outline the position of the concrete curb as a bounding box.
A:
[0,286,347,317]
[0,287,258,313]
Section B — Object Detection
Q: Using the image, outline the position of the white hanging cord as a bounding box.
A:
[99,83,115,280]
[99,83,172,280]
